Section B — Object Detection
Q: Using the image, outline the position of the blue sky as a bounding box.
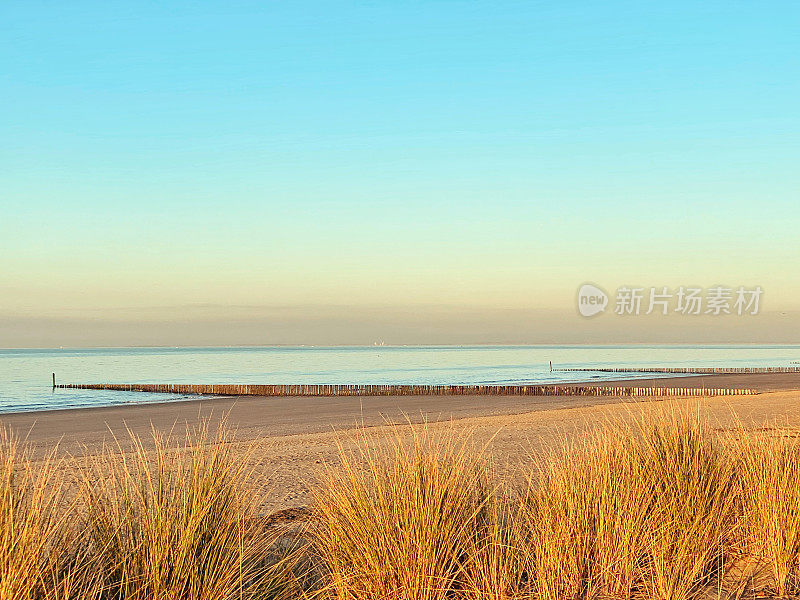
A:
[2,2,799,345]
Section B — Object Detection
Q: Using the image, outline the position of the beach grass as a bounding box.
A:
[734,421,800,596]
[0,421,303,600]
[80,420,303,600]
[310,425,495,599]
[0,428,99,600]
[523,409,736,600]
[1,407,800,599]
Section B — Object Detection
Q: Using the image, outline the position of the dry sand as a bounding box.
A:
[2,372,799,514]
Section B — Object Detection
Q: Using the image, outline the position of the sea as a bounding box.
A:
[1,345,798,414]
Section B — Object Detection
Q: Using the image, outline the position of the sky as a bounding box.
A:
[2,1,799,346]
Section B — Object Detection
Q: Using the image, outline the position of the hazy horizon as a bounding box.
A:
[3,306,798,348]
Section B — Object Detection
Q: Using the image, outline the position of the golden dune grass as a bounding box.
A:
[734,425,800,596]
[0,422,303,600]
[0,428,102,600]
[1,407,800,599]
[310,426,496,600]
[311,408,800,600]
[524,410,736,600]
[80,421,302,600]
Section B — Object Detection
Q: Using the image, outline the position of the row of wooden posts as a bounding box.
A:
[54,382,757,397]
[556,366,800,374]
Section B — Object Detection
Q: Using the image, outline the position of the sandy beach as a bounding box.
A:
[1,372,798,513]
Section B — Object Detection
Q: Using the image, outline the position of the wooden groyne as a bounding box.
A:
[555,367,800,375]
[54,382,756,397]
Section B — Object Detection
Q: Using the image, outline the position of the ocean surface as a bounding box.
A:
[1,345,799,414]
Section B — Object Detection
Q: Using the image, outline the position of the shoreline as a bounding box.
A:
[3,372,800,514]
[2,372,798,449]
[5,371,798,416]
[7,370,797,417]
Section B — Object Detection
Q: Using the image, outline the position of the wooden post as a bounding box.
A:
[52,373,56,389]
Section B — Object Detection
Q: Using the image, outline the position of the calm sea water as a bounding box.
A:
[1,345,799,414]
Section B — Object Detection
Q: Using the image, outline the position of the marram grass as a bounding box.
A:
[1,407,800,599]
[0,421,303,600]
[310,408,800,600]
[310,425,495,600]
[80,420,302,600]
[0,428,104,600]
[734,422,800,596]
[523,409,736,600]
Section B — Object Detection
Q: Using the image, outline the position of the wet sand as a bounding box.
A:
[3,372,799,512]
